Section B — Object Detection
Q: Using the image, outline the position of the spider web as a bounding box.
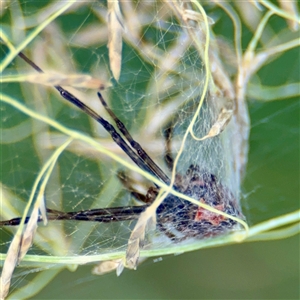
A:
[0,1,299,298]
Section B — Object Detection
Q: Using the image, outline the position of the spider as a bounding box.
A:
[1,52,244,245]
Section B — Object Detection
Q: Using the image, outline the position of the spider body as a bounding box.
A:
[153,165,243,240]
[0,51,245,245]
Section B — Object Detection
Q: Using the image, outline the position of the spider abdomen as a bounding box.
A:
[155,168,244,241]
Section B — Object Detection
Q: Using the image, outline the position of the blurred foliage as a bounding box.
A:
[0,1,299,299]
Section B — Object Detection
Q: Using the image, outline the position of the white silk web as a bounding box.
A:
[0,1,299,298]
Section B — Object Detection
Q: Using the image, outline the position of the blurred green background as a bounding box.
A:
[35,237,299,299]
[1,1,299,299]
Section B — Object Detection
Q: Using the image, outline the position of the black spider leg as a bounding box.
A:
[117,171,148,203]
[18,52,169,186]
[97,93,170,185]
[57,88,161,183]
[0,206,148,226]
